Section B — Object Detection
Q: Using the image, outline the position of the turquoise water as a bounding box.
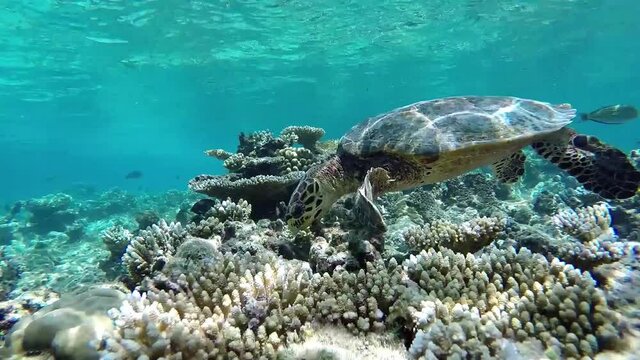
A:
[1,0,639,202]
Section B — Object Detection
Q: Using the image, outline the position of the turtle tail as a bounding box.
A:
[532,130,640,199]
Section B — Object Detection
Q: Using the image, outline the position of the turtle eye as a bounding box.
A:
[290,203,304,218]
[572,135,589,148]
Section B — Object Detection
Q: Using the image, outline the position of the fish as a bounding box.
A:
[125,170,143,179]
[580,104,638,124]
[190,199,216,215]
[85,36,129,44]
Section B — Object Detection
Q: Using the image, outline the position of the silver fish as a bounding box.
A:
[581,104,638,124]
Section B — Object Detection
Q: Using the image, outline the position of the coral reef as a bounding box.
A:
[0,247,20,300]
[402,246,622,358]
[99,243,624,359]
[191,126,328,219]
[2,134,640,360]
[0,288,60,347]
[23,193,79,235]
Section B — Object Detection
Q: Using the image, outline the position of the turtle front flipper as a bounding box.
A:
[491,150,526,183]
[353,167,389,233]
[532,132,640,199]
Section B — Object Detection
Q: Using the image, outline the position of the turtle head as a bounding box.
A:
[285,164,337,231]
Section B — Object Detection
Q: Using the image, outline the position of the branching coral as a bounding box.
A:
[187,198,252,239]
[103,242,625,359]
[102,225,134,261]
[103,252,315,359]
[553,202,614,243]
[551,203,627,270]
[403,216,507,254]
[401,246,623,358]
[122,220,188,284]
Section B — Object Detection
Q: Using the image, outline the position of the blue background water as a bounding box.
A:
[1,0,639,203]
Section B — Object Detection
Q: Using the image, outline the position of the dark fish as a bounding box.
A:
[125,170,143,179]
[9,201,23,216]
[191,198,216,215]
[580,104,638,124]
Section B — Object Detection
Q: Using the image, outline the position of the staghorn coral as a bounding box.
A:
[403,216,507,254]
[122,220,188,284]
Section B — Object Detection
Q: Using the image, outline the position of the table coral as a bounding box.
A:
[189,172,304,220]
[192,127,327,220]
[24,193,79,235]
[280,125,326,152]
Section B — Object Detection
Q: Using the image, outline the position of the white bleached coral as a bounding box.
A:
[122,220,188,283]
[552,202,614,242]
[552,203,628,269]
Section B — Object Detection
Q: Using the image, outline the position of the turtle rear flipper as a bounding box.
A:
[532,133,640,199]
[491,150,526,183]
[353,168,389,233]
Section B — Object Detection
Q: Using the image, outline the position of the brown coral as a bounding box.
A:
[403,216,506,254]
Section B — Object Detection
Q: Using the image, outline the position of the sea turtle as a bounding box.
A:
[285,96,640,231]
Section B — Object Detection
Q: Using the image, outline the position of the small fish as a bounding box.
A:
[85,36,129,44]
[125,170,143,179]
[580,104,638,124]
[191,199,216,215]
